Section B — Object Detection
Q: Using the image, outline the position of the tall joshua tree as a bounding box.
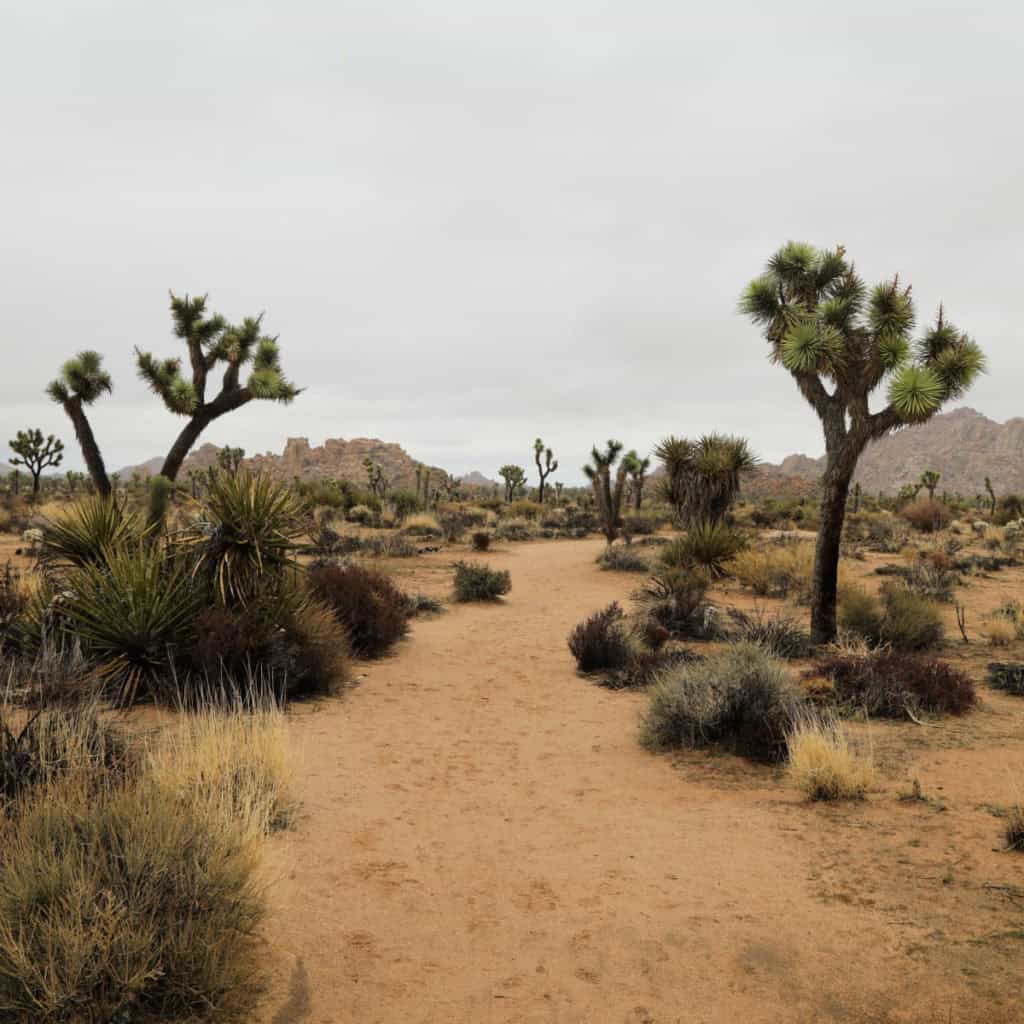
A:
[984,476,997,518]
[498,464,527,502]
[136,293,298,483]
[740,242,984,644]
[8,429,64,496]
[47,350,113,498]
[622,451,651,511]
[583,440,628,545]
[533,439,558,503]
[920,469,941,501]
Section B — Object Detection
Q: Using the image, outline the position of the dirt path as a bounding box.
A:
[256,539,1024,1024]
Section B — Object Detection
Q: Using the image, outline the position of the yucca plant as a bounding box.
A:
[655,434,756,526]
[660,521,748,577]
[63,543,198,704]
[183,471,304,606]
[741,242,985,643]
[41,497,140,569]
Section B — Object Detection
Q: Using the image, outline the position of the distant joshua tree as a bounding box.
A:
[47,350,113,498]
[533,439,558,503]
[655,434,755,526]
[583,440,628,545]
[740,241,984,643]
[622,451,651,511]
[851,481,861,513]
[920,469,941,501]
[985,476,997,517]
[363,458,389,499]
[8,428,64,496]
[498,464,527,502]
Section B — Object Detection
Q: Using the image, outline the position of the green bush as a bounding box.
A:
[597,545,650,573]
[640,642,802,762]
[879,584,944,651]
[660,521,747,576]
[453,561,511,602]
[838,586,885,645]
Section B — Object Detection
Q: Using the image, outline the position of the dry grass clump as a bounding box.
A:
[1004,803,1024,851]
[728,541,814,599]
[401,512,442,536]
[988,617,1016,647]
[0,705,289,1023]
[786,715,874,801]
[495,517,534,541]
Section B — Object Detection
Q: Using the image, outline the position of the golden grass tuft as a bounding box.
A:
[987,617,1016,648]
[401,512,441,534]
[786,715,875,801]
[0,703,290,1023]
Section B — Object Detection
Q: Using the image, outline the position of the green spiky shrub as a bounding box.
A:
[660,521,748,576]
[61,544,199,705]
[183,471,304,607]
[41,498,139,569]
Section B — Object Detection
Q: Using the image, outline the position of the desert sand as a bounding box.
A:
[254,537,1024,1024]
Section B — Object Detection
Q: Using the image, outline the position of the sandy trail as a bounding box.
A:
[256,538,1024,1024]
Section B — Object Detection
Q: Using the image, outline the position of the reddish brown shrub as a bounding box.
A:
[901,498,952,533]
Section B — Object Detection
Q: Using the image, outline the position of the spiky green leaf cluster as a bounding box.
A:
[740,242,985,431]
[46,350,113,406]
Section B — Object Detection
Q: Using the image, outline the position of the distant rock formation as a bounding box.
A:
[461,470,500,490]
[118,437,446,491]
[759,408,1024,497]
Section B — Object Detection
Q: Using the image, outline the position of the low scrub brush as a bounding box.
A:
[452,561,512,602]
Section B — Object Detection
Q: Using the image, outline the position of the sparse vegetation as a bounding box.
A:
[452,561,512,602]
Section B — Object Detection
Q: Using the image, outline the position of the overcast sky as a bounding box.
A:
[3,1,1022,483]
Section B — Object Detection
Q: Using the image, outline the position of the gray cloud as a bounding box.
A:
[3,1,1022,483]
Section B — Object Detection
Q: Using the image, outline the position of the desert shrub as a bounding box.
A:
[185,471,304,606]
[63,544,198,704]
[495,517,533,541]
[307,563,410,657]
[0,565,27,655]
[597,546,650,573]
[598,647,701,691]
[729,541,814,599]
[347,503,376,525]
[390,489,421,521]
[815,650,976,718]
[638,569,718,639]
[361,533,417,558]
[508,500,544,521]
[878,584,944,651]
[987,662,1024,695]
[438,511,471,543]
[988,618,1015,647]
[568,603,633,673]
[1,701,128,814]
[41,497,138,569]
[660,521,747,576]
[837,586,885,645]
[1005,805,1024,851]
[453,561,511,602]
[786,715,874,801]
[640,642,802,762]
[902,560,959,602]
[0,706,289,1023]
[621,513,657,538]
[540,508,567,529]
[471,531,491,552]
[901,498,952,533]
[728,609,813,659]
[405,592,445,616]
[401,512,442,536]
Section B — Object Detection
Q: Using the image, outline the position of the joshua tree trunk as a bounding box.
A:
[159,390,249,482]
[64,400,111,498]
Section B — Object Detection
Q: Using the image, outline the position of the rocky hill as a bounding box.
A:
[118,437,446,491]
[761,408,1024,497]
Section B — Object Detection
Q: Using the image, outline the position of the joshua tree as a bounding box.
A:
[622,451,651,511]
[414,464,425,505]
[740,241,984,644]
[47,350,113,498]
[851,481,862,513]
[8,428,64,496]
[655,434,755,526]
[136,292,298,483]
[363,458,389,499]
[533,439,558,503]
[216,446,246,477]
[920,469,941,501]
[554,481,564,504]
[498,464,527,502]
[984,476,997,518]
[583,440,628,545]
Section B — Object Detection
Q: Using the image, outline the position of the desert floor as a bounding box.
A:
[252,536,1024,1024]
